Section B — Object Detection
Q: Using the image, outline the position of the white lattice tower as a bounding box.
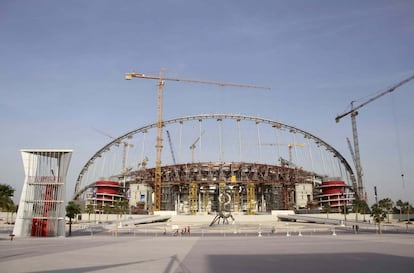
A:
[13,150,72,237]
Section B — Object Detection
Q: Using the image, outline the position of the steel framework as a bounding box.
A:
[73,114,356,213]
[14,150,72,237]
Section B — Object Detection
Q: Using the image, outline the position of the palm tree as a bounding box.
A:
[85,204,94,222]
[66,201,81,237]
[341,205,349,222]
[5,202,17,224]
[112,199,128,237]
[114,199,129,217]
[396,199,404,222]
[371,203,387,234]
[113,200,128,225]
[0,184,15,210]
[378,198,393,223]
[103,205,112,221]
[0,184,15,224]
[352,199,368,222]
[97,203,103,222]
[323,203,331,219]
[401,202,412,223]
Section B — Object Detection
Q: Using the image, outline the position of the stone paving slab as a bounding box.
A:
[1,233,414,273]
[1,217,413,273]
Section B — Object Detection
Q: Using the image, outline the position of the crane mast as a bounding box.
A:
[350,101,364,199]
[335,74,414,200]
[346,137,356,165]
[346,136,359,194]
[126,70,270,211]
[166,130,176,165]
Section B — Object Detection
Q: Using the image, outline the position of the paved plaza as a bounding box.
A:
[1,224,414,273]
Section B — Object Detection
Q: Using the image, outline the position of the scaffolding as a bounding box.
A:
[112,162,328,214]
[246,182,256,215]
[189,182,198,215]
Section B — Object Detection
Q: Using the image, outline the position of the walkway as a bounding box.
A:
[1,233,414,273]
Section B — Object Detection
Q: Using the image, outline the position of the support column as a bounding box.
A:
[189,182,198,215]
[247,182,256,215]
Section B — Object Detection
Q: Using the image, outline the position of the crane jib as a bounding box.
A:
[335,74,414,122]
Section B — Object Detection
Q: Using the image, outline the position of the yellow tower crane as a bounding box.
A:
[262,143,305,162]
[287,143,305,162]
[125,70,270,211]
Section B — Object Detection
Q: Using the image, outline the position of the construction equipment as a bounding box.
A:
[190,131,205,163]
[345,137,360,195]
[246,182,256,215]
[279,157,297,168]
[262,143,305,162]
[335,74,414,199]
[166,130,176,165]
[93,128,134,172]
[346,137,356,165]
[189,181,198,215]
[288,143,305,162]
[125,70,270,211]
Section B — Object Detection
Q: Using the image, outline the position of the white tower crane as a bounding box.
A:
[335,74,414,199]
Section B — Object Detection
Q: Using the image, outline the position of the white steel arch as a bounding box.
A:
[73,114,356,200]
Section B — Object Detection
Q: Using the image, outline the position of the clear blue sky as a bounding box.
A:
[1,0,413,205]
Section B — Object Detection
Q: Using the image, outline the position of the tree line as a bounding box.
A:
[65,199,129,236]
[1,182,412,236]
[323,198,412,234]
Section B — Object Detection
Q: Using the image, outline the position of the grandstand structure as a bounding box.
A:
[73,114,355,214]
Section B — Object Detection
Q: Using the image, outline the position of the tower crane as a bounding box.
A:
[125,70,270,211]
[190,131,205,163]
[166,130,176,165]
[346,137,356,166]
[261,143,305,162]
[346,136,360,195]
[287,143,305,163]
[93,128,134,173]
[335,74,414,200]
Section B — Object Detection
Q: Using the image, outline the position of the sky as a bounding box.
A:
[1,0,413,206]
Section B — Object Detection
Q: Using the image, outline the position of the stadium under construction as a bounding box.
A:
[73,114,357,215]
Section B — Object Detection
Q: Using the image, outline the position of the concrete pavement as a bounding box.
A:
[1,230,414,273]
[1,215,414,273]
